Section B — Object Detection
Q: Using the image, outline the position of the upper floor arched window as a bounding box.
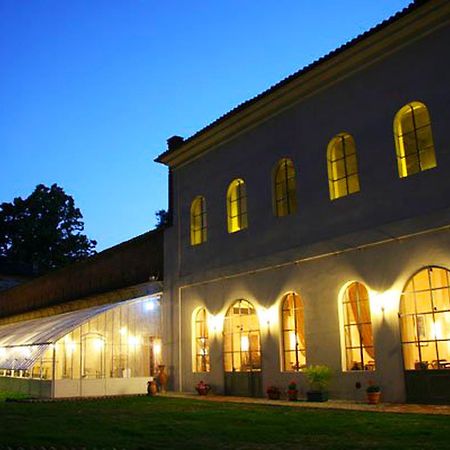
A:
[281,292,306,371]
[327,133,360,200]
[194,308,210,372]
[190,196,207,246]
[227,179,248,233]
[399,266,450,371]
[274,158,297,217]
[342,282,375,371]
[394,101,437,178]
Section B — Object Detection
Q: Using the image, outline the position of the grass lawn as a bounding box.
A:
[0,395,448,449]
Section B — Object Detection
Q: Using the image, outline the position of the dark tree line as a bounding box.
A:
[0,184,97,274]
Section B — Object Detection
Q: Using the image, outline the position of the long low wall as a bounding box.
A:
[0,377,52,398]
[54,377,150,398]
[0,377,150,399]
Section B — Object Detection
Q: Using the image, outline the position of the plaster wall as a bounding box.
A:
[175,230,450,403]
[171,24,450,279]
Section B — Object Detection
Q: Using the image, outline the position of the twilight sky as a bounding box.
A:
[0,0,411,251]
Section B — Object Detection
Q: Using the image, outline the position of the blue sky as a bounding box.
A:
[0,0,411,251]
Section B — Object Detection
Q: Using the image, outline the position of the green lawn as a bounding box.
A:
[0,395,448,449]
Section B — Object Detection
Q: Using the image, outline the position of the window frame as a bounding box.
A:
[281,292,306,372]
[341,281,375,371]
[394,101,437,178]
[190,196,207,246]
[327,133,360,200]
[226,179,248,233]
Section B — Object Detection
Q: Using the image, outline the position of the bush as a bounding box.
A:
[304,365,332,392]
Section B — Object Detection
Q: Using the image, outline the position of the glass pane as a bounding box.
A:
[429,268,448,289]
[402,343,420,370]
[347,175,360,194]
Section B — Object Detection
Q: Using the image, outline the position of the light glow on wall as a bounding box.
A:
[93,338,105,351]
[208,314,223,334]
[370,289,400,315]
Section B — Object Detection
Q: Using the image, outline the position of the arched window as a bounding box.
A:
[281,292,306,371]
[194,308,210,372]
[342,282,375,371]
[274,158,297,217]
[223,300,261,372]
[190,196,207,246]
[227,179,248,233]
[327,133,360,200]
[394,102,437,178]
[399,267,450,370]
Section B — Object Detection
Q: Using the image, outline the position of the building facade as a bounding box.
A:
[157,0,450,404]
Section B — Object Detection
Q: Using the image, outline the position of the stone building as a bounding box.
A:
[157,0,450,404]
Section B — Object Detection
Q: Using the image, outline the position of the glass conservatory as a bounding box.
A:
[0,296,162,398]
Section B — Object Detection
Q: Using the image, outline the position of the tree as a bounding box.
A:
[0,184,97,273]
[155,209,169,229]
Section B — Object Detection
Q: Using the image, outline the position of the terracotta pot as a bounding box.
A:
[367,391,381,405]
[147,381,158,396]
[157,365,168,392]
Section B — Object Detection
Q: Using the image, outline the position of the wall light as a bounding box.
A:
[144,298,158,312]
[208,314,223,334]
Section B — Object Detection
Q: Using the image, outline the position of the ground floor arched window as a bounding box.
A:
[281,292,306,371]
[223,300,261,372]
[342,282,375,371]
[400,266,450,370]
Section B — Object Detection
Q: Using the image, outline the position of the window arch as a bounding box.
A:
[223,300,261,372]
[394,101,437,178]
[194,308,210,372]
[327,133,360,200]
[274,158,297,217]
[190,196,207,246]
[399,266,450,370]
[342,282,375,371]
[281,292,306,371]
[227,179,248,233]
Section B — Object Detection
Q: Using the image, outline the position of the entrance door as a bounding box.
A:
[399,267,450,404]
[223,299,262,397]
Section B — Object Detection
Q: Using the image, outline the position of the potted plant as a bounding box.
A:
[304,365,332,402]
[366,382,381,405]
[195,380,211,396]
[266,385,281,400]
[287,381,298,401]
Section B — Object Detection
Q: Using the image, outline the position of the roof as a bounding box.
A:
[156,0,434,165]
[0,296,160,370]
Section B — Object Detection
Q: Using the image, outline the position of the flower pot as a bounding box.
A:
[306,391,328,402]
[157,365,168,393]
[147,381,158,396]
[287,389,298,401]
[367,391,381,405]
[196,385,210,396]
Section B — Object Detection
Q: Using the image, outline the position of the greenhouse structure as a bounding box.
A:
[0,295,162,398]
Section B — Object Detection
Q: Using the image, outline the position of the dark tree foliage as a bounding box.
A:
[0,184,97,274]
[155,209,169,229]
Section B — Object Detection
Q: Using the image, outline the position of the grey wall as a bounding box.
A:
[172,25,450,279]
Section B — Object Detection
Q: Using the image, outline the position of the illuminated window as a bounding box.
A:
[227,179,248,233]
[327,133,360,200]
[394,102,437,178]
[190,196,207,246]
[281,292,306,371]
[194,308,210,372]
[342,282,375,371]
[274,158,297,216]
[399,267,450,371]
[223,300,261,372]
